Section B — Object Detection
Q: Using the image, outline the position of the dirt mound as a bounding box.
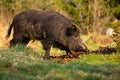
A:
[50,46,118,62]
[50,54,79,62]
[91,47,118,54]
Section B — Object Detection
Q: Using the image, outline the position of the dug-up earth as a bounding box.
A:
[50,46,118,62]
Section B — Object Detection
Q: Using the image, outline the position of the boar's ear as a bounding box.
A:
[71,25,78,33]
[72,24,81,34]
[66,25,78,36]
[66,25,81,36]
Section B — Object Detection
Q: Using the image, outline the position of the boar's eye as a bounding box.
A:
[74,35,79,39]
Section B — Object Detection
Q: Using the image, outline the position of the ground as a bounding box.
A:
[0,44,120,80]
[0,23,120,80]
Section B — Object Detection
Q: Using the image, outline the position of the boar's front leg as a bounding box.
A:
[42,40,52,60]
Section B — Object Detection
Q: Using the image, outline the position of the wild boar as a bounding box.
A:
[6,10,88,59]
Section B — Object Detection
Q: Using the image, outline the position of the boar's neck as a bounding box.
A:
[53,41,71,53]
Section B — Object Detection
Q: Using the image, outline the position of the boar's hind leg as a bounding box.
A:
[10,35,30,47]
[10,39,19,47]
[42,40,52,60]
[10,38,23,47]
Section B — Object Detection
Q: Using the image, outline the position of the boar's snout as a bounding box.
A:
[75,43,88,53]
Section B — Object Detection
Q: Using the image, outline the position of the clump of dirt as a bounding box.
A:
[50,46,118,62]
[91,46,118,54]
[50,54,78,62]
[50,51,87,62]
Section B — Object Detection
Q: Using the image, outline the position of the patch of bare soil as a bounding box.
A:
[50,46,118,62]
[91,46,118,54]
[50,51,88,62]
[50,54,79,62]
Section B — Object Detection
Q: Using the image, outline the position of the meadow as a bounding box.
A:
[0,20,120,80]
[0,24,120,80]
[0,43,120,80]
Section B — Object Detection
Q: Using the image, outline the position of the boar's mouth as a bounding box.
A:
[71,46,89,54]
[70,49,88,58]
[70,49,88,56]
[75,49,87,53]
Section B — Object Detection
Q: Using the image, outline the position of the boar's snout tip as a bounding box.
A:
[75,44,89,53]
[82,44,89,53]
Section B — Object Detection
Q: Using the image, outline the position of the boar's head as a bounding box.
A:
[65,25,88,53]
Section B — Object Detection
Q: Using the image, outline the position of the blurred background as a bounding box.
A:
[0,0,120,50]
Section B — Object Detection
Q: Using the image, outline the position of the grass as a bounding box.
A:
[0,44,120,80]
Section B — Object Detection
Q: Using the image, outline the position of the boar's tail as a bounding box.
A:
[6,22,13,39]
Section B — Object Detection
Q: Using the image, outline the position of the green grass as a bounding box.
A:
[0,44,120,80]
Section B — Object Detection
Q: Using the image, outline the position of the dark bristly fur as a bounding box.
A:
[6,10,88,59]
